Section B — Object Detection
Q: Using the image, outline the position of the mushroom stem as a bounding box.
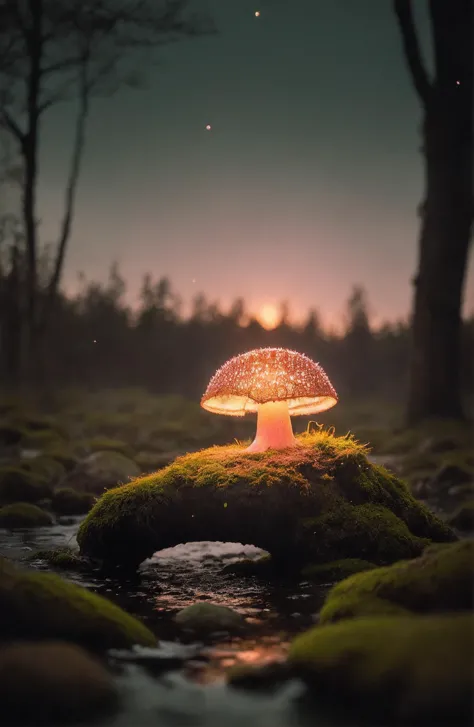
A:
[246,400,297,452]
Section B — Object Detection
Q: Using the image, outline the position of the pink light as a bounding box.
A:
[205,124,212,131]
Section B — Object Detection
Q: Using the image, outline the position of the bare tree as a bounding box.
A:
[394,0,473,423]
[0,0,213,382]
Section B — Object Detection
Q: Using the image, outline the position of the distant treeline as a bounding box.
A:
[1,264,473,402]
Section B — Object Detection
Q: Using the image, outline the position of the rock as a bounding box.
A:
[62,451,140,494]
[135,450,184,472]
[32,547,86,571]
[21,456,66,485]
[44,446,79,472]
[418,436,459,454]
[51,487,95,515]
[0,641,118,725]
[0,502,53,528]
[288,614,473,725]
[447,501,474,533]
[175,603,246,635]
[0,466,51,504]
[0,421,25,447]
[84,436,134,458]
[229,661,293,692]
[428,464,472,491]
[301,558,378,584]
[319,539,473,624]
[77,431,455,569]
[0,557,156,650]
[221,554,274,577]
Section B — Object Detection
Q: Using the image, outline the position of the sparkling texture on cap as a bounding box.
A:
[201,347,338,416]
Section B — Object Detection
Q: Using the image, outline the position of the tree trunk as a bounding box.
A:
[395,0,473,424]
[408,107,472,422]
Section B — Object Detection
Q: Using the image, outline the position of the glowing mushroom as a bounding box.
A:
[201,347,338,453]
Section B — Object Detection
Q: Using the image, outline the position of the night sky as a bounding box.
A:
[37,0,473,329]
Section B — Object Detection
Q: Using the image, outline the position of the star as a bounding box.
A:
[255,10,260,17]
[205,124,212,131]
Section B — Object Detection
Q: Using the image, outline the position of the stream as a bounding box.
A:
[0,519,358,727]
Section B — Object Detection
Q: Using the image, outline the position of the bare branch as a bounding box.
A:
[393,0,432,106]
[0,109,26,147]
[46,50,90,307]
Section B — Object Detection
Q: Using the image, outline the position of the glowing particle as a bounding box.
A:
[192,278,196,283]
[255,10,260,17]
[456,80,461,85]
[93,339,97,343]
[205,124,212,130]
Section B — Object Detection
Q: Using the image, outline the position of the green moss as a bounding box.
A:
[84,437,133,458]
[0,421,25,446]
[447,500,474,532]
[32,547,86,570]
[78,431,455,568]
[319,539,473,624]
[288,614,473,725]
[43,446,78,471]
[301,558,377,583]
[21,456,67,484]
[52,488,95,516]
[0,467,51,504]
[0,557,156,650]
[20,429,67,451]
[0,503,53,528]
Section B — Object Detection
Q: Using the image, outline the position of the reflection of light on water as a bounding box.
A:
[194,636,290,683]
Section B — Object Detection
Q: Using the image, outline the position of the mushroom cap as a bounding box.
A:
[201,347,338,416]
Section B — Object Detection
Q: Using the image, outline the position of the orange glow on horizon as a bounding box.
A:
[257,303,280,330]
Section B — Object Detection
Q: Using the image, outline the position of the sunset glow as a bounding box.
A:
[257,304,280,330]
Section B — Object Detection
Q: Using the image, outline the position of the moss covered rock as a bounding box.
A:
[77,432,454,568]
[0,503,53,528]
[288,614,473,725]
[447,501,474,533]
[51,487,95,515]
[0,557,156,650]
[0,421,25,447]
[0,641,118,725]
[319,539,473,624]
[62,451,140,494]
[0,466,51,504]
[32,547,86,571]
[84,436,134,458]
[22,456,66,485]
[175,603,246,635]
[301,558,378,584]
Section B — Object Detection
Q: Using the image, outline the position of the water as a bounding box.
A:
[0,519,346,727]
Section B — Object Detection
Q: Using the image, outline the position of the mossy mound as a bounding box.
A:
[288,614,473,725]
[21,456,67,485]
[51,488,95,516]
[0,641,118,725]
[77,432,455,568]
[32,547,86,571]
[0,557,156,650]
[0,502,53,528]
[447,500,474,533]
[301,558,378,584]
[319,539,473,624]
[62,451,140,494]
[0,421,25,447]
[0,467,51,504]
[83,436,134,458]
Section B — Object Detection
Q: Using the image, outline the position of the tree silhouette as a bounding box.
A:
[0,0,213,384]
[394,0,473,423]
